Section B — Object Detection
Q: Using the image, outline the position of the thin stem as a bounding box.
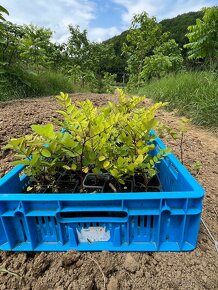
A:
[180,132,184,164]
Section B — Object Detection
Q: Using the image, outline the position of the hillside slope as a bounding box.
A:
[160,11,203,47]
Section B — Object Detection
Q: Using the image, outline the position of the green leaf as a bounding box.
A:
[110,169,119,178]
[117,156,124,166]
[41,149,51,157]
[0,15,6,21]
[99,156,106,161]
[14,154,26,159]
[12,159,30,166]
[103,160,110,169]
[62,149,79,158]
[127,163,135,173]
[71,164,77,170]
[63,165,71,170]
[82,167,89,173]
[146,163,151,169]
[2,144,13,150]
[135,155,143,165]
[56,110,69,117]
[0,37,6,44]
[0,61,8,66]
[0,5,9,15]
[31,124,55,139]
[61,133,77,148]
[136,140,144,147]
[92,168,101,175]
[30,153,40,166]
[153,156,158,163]
[137,147,149,155]
[66,96,71,107]
[118,178,125,185]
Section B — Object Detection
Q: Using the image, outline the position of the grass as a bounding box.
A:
[0,69,75,101]
[138,71,218,127]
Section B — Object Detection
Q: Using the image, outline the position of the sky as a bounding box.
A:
[1,0,218,43]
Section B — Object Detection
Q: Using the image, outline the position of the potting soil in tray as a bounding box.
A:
[24,172,161,194]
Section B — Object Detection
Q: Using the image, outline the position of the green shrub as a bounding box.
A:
[4,90,171,191]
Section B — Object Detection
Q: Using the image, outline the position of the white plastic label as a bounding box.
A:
[76,226,110,243]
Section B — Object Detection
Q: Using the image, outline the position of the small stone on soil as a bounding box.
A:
[61,251,81,268]
[107,276,119,290]
[123,253,139,273]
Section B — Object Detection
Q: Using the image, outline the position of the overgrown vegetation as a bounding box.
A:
[0,70,75,101]
[138,71,218,127]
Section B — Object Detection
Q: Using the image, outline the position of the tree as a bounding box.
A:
[66,25,94,87]
[123,12,165,86]
[0,5,9,77]
[0,5,9,41]
[66,25,116,90]
[89,42,115,76]
[123,12,183,87]
[184,7,218,69]
[67,25,90,68]
[0,22,25,68]
[46,42,68,71]
[103,31,128,82]
[19,24,53,71]
[141,39,183,81]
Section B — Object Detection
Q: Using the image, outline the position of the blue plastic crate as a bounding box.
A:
[0,135,204,251]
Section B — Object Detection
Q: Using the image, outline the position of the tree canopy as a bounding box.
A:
[184,7,218,68]
[122,12,183,87]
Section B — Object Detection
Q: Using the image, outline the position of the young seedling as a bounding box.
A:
[178,117,191,164]
[192,160,202,176]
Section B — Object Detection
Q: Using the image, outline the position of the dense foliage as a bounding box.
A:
[4,90,170,191]
[184,7,218,69]
[123,12,183,89]
[103,30,129,83]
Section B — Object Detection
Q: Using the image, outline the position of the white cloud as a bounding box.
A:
[112,0,163,24]
[1,0,96,42]
[88,26,122,42]
[112,0,217,24]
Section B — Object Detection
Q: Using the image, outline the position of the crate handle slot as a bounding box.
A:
[56,211,128,223]
[168,161,179,179]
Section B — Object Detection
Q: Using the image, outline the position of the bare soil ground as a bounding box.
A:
[0,93,217,290]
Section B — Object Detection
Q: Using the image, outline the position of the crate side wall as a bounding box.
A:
[0,136,204,252]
